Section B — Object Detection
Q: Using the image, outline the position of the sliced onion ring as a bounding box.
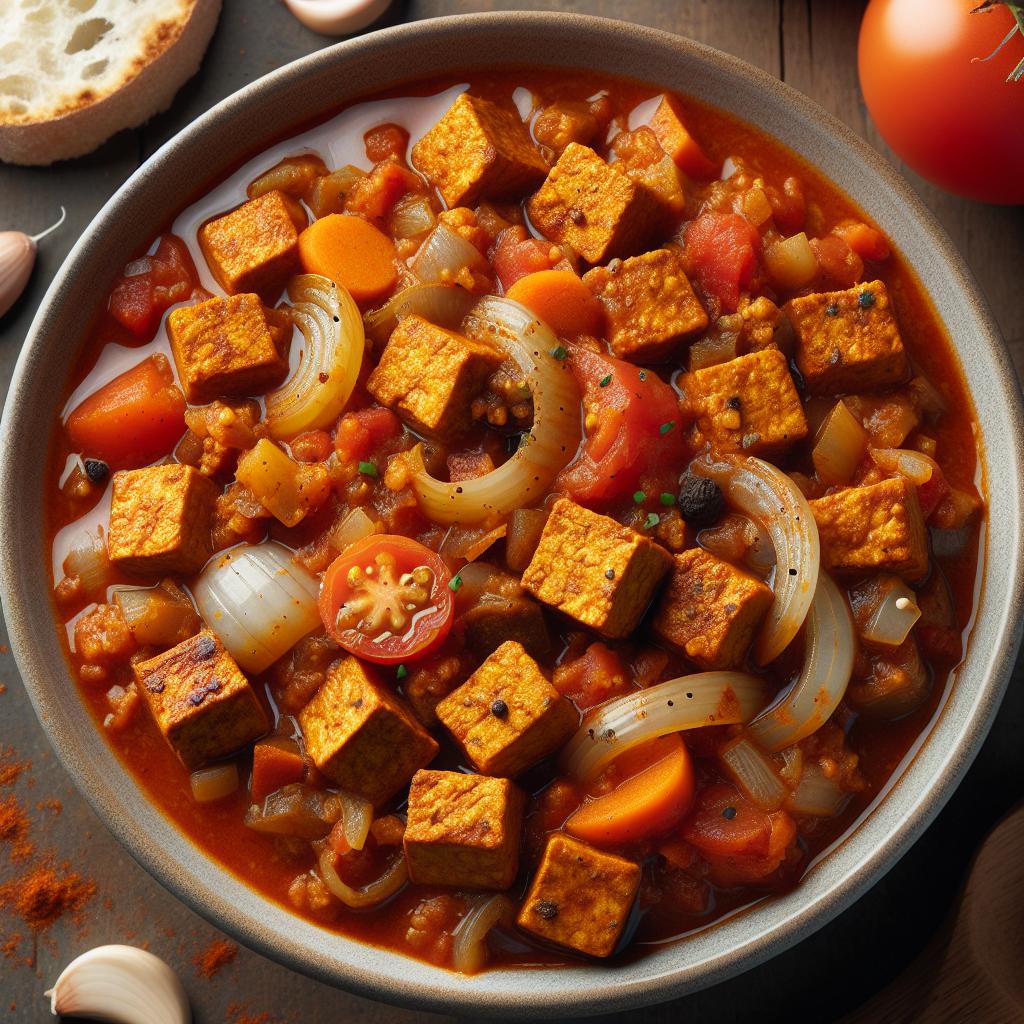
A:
[317,847,407,909]
[193,542,321,673]
[266,274,365,440]
[408,296,582,525]
[561,672,766,782]
[364,282,476,346]
[692,453,820,664]
[337,792,373,852]
[452,894,515,974]
[411,222,486,284]
[747,571,855,753]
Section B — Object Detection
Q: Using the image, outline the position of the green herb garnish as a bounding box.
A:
[449,575,463,592]
[633,490,646,504]
[358,460,378,477]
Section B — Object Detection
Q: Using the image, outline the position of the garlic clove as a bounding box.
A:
[283,0,393,36]
[0,206,66,320]
[45,944,191,1024]
[0,232,36,320]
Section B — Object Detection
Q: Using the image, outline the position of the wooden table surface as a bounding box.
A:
[1,3,1022,1022]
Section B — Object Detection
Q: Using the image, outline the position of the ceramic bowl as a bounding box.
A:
[2,12,1022,1018]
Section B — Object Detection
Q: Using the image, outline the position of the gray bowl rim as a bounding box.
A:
[2,10,1023,1019]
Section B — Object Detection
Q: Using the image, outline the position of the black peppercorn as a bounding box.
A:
[490,699,508,719]
[678,473,725,527]
[83,458,109,483]
[534,900,559,920]
[722,806,738,820]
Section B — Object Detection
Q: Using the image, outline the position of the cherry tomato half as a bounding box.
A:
[319,535,454,665]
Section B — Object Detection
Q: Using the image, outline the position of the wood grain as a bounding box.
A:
[1,3,1022,1022]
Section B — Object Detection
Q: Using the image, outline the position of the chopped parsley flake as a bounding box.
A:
[659,421,676,435]
[644,512,660,530]
[633,490,646,504]
[858,290,876,309]
[358,460,378,477]
[660,492,676,506]
[449,575,463,592]
[599,374,612,387]
[396,664,408,680]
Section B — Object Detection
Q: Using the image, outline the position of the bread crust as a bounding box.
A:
[0,0,222,166]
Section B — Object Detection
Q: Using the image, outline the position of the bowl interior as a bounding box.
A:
[2,12,1022,1018]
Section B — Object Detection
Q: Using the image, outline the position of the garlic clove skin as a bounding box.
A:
[45,944,191,1024]
[0,231,36,320]
[283,0,392,36]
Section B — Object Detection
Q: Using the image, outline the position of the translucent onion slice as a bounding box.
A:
[408,296,582,525]
[562,672,766,782]
[338,792,373,852]
[785,765,849,817]
[265,274,364,440]
[812,401,868,485]
[719,736,787,811]
[317,848,407,909]
[63,525,110,599]
[861,576,921,647]
[452,895,514,975]
[411,222,486,284]
[193,542,321,673]
[747,572,855,753]
[190,764,239,803]
[692,453,820,664]
[870,447,936,486]
[363,282,476,346]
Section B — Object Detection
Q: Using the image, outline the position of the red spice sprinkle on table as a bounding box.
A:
[0,796,32,861]
[0,863,96,931]
[195,937,238,978]
[0,749,29,787]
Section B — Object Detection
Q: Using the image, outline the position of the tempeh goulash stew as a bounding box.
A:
[48,71,984,971]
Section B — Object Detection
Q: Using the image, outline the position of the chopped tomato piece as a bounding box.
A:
[334,407,402,464]
[319,535,454,664]
[364,123,410,164]
[108,235,200,339]
[810,234,864,288]
[553,641,633,711]
[290,429,334,463]
[493,225,562,291]
[683,212,761,314]
[566,735,695,847]
[65,354,187,469]
[251,740,306,805]
[682,783,772,858]
[345,159,421,226]
[682,782,797,886]
[556,346,686,504]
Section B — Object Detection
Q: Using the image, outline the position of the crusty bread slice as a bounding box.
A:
[0,0,222,166]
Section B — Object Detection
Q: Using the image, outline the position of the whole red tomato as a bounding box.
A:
[858,0,1024,204]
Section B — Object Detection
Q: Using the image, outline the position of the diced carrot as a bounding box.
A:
[65,354,187,470]
[565,735,695,847]
[298,214,399,305]
[648,95,719,180]
[251,740,306,805]
[834,221,891,262]
[506,270,605,339]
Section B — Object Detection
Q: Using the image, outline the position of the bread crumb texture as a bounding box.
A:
[0,0,221,164]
